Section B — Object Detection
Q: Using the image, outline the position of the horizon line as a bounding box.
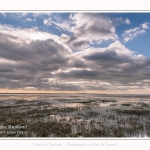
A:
[0,93,150,95]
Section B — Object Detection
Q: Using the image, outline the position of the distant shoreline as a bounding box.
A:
[0,93,150,96]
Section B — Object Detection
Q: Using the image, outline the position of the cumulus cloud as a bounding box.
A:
[54,40,150,91]
[0,13,150,92]
[60,13,118,50]
[83,41,149,72]
[0,24,73,90]
[122,22,149,42]
[0,24,59,43]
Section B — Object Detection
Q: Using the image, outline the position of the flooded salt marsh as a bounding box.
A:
[0,94,150,137]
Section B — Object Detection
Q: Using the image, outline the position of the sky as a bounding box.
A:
[0,12,150,94]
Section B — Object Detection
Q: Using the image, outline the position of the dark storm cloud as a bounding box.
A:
[0,33,70,64]
[67,57,87,68]
[0,27,74,90]
[0,33,70,63]
[58,70,100,79]
[84,50,123,63]
[60,34,88,49]
[83,48,150,71]
[0,65,14,72]
[70,39,88,49]
[51,84,82,91]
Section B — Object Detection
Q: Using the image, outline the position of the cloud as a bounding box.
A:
[26,18,32,22]
[122,22,149,42]
[83,41,149,70]
[0,24,150,91]
[43,16,72,32]
[59,13,118,50]
[112,17,131,26]
[142,23,149,29]
[43,18,52,26]
[0,24,73,90]
[52,21,71,32]
[125,18,131,24]
[1,14,150,92]
[1,12,7,17]
[43,39,150,91]
[0,24,59,43]
[26,18,36,22]
[33,12,52,17]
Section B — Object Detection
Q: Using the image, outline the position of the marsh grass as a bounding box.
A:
[0,95,150,137]
[121,103,132,106]
[116,109,150,116]
[86,111,99,118]
[99,100,117,103]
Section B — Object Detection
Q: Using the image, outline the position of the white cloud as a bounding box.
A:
[1,13,150,92]
[33,12,52,17]
[25,87,37,90]
[0,23,150,91]
[59,13,118,50]
[142,23,149,29]
[122,22,149,42]
[1,12,7,17]
[112,17,131,26]
[74,40,150,79]
[76,40,133,60]
[26,18,32,22]
[20,12,28,16]
[43,18,52,26]
[52,21,71,32]
[70,13,117,41]
[125,18,131,24]
[43,16,72,32]
[54,40,150,92]
[26,18,36,22]
[0,24,59,43]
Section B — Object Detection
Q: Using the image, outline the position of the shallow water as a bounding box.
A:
[0,94,150,137]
